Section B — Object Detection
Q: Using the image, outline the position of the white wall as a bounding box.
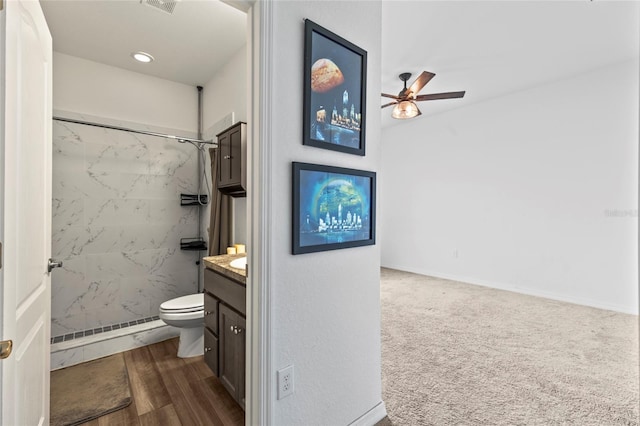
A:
[53,52,198,132]
[203,45,248,130]
[381,59,639,314]
[266,2,384,424]
[202,45,248,248]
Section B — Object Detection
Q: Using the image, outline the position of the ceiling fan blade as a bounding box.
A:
[407,71,436,97]
[381,93,400,100]
[414,91,466,101]
[381,101,398,109]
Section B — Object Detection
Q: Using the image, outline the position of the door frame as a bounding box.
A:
[0,0,5,415]
[223,0,274,424]
[247,1,273,424]
[0,0,274,421]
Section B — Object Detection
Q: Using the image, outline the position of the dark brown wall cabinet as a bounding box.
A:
[203,268,246,409]
[217,122,247,197]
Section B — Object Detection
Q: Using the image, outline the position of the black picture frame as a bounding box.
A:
[292,162,376,254]
[303,19,367,156]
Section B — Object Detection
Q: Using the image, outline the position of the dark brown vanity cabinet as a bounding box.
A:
[203,267,246,409]
[217,122,246,197]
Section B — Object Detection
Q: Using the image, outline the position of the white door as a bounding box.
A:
[0,0,52,424]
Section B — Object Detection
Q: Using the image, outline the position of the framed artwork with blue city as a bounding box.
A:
[292,162,376,254]
[303,19,367,156]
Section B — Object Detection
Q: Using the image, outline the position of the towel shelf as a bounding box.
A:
[180,237,207,251]
[180,193,208,206]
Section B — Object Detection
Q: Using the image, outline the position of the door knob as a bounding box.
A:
[0,340,13,359]
[48,258,63,273]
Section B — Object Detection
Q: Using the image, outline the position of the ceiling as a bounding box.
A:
[381,1,640,127]
[40,0,247,86]
[40,1,638,124]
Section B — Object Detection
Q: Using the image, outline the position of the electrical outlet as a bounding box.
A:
[277,365,294,400]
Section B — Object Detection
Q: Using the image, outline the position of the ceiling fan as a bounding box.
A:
[381,71,466,119]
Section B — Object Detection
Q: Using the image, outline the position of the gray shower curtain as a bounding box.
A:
[208,147,232,255]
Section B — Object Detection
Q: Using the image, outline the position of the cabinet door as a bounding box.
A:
[218,130,231,186]
[218,304,245,404]
[237,315,246,410]
[204,327,219,376]
[204,292,218,334]
[228,125,242,186]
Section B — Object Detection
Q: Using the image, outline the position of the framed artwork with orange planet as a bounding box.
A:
[303,19,367,156]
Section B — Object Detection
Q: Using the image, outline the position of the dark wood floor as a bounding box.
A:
[82,338,244,426]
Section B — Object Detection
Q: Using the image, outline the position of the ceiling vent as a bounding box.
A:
[142,0,179,15]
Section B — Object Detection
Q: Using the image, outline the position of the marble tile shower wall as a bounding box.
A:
[51,117,200,337]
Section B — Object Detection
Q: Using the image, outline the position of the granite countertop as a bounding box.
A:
[203,253,247,284]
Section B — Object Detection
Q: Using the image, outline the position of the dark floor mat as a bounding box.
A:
[50,353,132,426]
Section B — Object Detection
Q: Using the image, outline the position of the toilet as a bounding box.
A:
[159,293,204,358]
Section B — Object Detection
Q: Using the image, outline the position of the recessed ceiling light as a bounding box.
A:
[131,51,154,63]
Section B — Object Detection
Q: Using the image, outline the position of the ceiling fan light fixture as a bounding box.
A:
[382,71,465,120]
[391,100,421,119]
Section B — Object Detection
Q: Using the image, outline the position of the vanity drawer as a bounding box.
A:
[204,327,219,376]
[204,268,246,315]
[204,292,218,334]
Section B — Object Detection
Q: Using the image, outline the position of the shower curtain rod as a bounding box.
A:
[52,116,217,146]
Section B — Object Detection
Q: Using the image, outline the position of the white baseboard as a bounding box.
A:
[349,401,387,426]
[51,321,179,370]
[382,264,639,315]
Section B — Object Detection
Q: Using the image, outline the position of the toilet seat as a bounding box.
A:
[160,293,204,314]
[159,309,203,322]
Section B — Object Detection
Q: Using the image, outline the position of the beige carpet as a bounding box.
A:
[380,268,640,425]
[50,353,132,426]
